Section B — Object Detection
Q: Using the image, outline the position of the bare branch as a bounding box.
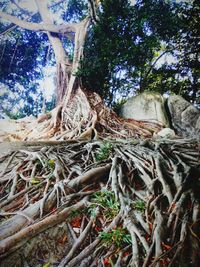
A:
[11,0,32,15]
[0,11,77,34]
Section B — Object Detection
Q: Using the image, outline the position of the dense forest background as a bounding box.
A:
[0,0,199,119]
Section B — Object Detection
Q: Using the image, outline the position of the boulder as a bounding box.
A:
[167,95,200,139]
[155,128,176,139]
[120,92,169,126]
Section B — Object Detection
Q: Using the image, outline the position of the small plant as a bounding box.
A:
[69,208,89,228]
[132,199,146,212]
[95,141,113,161]
[30,177,40,184]
[69,208,84,219]
[35,159,55,180]
[89,188,120,220]
[47,159,55,170]
[130,139,139,145]
[100,227,131,247]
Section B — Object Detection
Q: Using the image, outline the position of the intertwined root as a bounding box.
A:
[0,89,164,142]
[0,139,199,267]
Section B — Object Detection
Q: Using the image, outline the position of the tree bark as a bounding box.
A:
[62,17,90,107]
[0,11,76,34]
[35,0,73,103]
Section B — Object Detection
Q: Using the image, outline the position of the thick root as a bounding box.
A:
[0,88,164,142]
[0,138,199,266]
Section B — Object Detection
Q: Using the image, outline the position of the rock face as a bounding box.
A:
[167,95,200,139]
[120,92,169,126]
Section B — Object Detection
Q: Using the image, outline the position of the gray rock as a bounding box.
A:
[120,92,169,126]
[196,116,200,134]
[155,128,176,139]
[167,95,200,139]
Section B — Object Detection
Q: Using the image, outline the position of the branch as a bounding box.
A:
[0,24,16,36]
[0,1,66,36]
[88,0,99,24]
[140,48,175,89]
[11,0,32,16]
[0,11,77,34]
[51,0,65,8]
[67,163,111,189]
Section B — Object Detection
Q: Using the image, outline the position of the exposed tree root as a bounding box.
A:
[0,138,199,266]
[0,88,164,142]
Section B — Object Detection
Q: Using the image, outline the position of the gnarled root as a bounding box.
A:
[0,88,164,142]
[0,138,199,266]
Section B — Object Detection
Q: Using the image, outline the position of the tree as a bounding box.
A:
[0,0,161,140]
[170,0,200,104]
[78,0,166,105]
[79,0,200,107]
[136,0,200,105]
[0,2,200,267]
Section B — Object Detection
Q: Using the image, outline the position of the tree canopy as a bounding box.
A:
[79,0,200,106]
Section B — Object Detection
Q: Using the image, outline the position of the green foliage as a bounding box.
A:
[35,159,55,180]
[0,26,46,108]
[113,98,127,114]
[30,177,41,185]
[3,109,24,120]
[130,139,139,145]
[95,141,113,161]
[136,0,200,105]
[0,2,55,117]
[132,199,146,212]
[89,188,119,220]
[78,0,200,106]
[61,0,87,22]
[100,227,131,247]
[45,159,56,180]
[47,159,55,170]
[69,208,84,219]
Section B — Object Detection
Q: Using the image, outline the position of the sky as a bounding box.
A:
[38,66,56,101]
[0,0,57,114]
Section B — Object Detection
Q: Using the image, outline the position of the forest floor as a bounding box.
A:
[0,137,199,267]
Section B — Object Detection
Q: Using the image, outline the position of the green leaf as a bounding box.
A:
[30,177,40,184]
[47,159,55,169]
[42,263,51,267]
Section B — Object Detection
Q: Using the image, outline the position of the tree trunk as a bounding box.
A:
[0,0,164,142]
[36,0,91,107]
[62,17,90,107]
[35,0,72,104]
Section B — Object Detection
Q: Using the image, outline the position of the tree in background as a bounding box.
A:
[143,0,200,105]
[79,0,200,106]
[0,0,60,117]
[78,0,166,104]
